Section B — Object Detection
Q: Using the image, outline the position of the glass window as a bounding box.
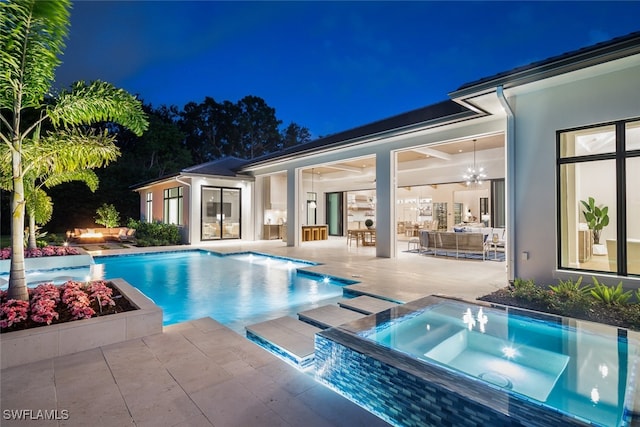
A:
[145,192,153,223]
[627,157,640,275]
[558,118,638,277]
[163,187,183,225]
[559,125,615,158]
[627,120,640,151]
[559,160,616,272]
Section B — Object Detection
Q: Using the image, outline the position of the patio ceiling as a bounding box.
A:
[304,133,504,182]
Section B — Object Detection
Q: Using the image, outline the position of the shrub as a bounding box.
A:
[511,278,549,305]
[0,246,79,260]
[95,203,121,228]
[590,277,632,305]
[547,278,593,317]
[126,219,181,246]
[549,277,593,299]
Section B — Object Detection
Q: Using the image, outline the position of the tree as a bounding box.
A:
[179,97,240,163]
[237,95,282,159]
[280,122,311,149]
[0,0,148,300]
[95,203,120,228]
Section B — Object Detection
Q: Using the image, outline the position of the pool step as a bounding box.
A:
[245,316,322,369]
[246,295,397,370]
[297,305,366,329]
[337,295,399,315]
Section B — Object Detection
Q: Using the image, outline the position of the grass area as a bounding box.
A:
[1,235,9,247]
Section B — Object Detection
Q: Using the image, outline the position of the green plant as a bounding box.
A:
[126,219,181,246]
[23,226,47,247]
[549,277,592,298]
[511,278,550,305]
[547,277,593,316]
[364,219,374,228]
[580,197,609,245]
[95,203,121,228]
[590,277,631,305]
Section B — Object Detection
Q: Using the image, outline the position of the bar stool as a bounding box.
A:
[408,237,420,252]
[320,227,327,240]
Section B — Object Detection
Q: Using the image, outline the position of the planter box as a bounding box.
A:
[1,278,163,369]
[0,253,93,274]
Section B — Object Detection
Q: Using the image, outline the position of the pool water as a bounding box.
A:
[1,250,351,334]
[355,299,638,426]
[87,250,349,333]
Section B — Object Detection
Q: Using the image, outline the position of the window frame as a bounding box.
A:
[556,117,640,276]
[163,186,183,225]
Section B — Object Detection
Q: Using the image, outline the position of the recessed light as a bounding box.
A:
[458,149,463,153]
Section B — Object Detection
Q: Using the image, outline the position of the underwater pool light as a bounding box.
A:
[502,346,517,359]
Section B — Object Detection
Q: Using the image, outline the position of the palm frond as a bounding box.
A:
[42,169,99,192]
[0,0,70,110]
[21,128,121,177]
[48,80,149,136]
[26,187,53,225]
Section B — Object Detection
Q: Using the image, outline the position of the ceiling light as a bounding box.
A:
[463,139,487,186]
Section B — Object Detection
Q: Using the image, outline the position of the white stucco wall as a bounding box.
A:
[509,61,640,285]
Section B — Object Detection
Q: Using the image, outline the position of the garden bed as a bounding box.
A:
[1,278,162,369]
[479,278,640,331]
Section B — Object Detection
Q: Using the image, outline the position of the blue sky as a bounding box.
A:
[54,1,640,138]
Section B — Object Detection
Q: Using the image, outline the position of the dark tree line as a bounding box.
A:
[36,95,311,233]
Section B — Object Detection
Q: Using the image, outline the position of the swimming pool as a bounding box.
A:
[1,250,353,334]
[315,296,639,427]
[88,250,351,333]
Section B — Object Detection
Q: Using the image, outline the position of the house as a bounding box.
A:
[133,31,640,288]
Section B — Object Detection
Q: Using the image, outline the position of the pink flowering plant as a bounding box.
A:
[30,284,61,325]
[0,280,132,332]
[0,299,30,328]
[86,280,115,308]
[61,281,95,320]
[0,246,80,260]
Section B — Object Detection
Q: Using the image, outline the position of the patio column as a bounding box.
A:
[376,150,394,258]
[285,167,297,247]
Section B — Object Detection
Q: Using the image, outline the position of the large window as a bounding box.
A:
[558,119,640,276]
[145,192,153,223]
[163,187,183,225]
[201,187,241,240]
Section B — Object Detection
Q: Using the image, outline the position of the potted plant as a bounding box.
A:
[580,197,609,245]
[365,219,374,229]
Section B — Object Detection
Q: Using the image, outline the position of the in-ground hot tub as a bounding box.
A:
[315,296,639,427]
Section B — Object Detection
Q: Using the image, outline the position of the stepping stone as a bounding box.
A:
[338,295,399,315]
[298,305,365,329]
[245,316,321,369]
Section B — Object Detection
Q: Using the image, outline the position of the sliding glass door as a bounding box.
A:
[201,187,241,240]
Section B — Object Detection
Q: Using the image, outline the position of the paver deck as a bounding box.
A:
[338,295,399,314]
[298,305,366,329]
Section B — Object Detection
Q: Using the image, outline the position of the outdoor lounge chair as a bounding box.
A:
[118,228,137,243]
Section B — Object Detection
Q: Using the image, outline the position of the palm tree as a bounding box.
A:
[0,0,148,300]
